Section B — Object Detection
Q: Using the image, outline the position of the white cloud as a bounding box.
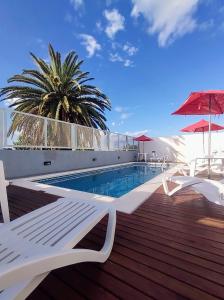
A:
[113,106,134,125]
[79,34,101,57]
[131,0,199,47]
[110,53,123,63]
[123,59,133,67]
[123,43,138,56]
[111,121,116,126]
[109,53,134,67]
[124,129,149,137]
[104,9,125,39]
[70,0,84,10]
[109,42,137,66]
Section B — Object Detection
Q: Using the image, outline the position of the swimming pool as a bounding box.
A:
[37,164,167,198]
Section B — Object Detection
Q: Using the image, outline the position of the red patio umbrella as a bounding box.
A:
[172,90,224,177]
[134,135,153,154]
[180,119,224,155]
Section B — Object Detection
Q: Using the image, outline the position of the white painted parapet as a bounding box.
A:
[141,131,224,163]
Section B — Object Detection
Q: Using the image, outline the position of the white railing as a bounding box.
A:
[0,108,138,151]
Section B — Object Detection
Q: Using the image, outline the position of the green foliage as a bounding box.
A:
[0,44,111,139]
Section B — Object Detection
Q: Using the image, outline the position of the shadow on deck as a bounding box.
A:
[2,184,224,300]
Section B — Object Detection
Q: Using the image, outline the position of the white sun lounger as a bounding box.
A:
[162,175,224,205]
[177,160,209,177]
[0,161,116,300]
[178,159,224,177]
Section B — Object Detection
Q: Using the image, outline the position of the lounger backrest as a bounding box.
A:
[0,160,10,223]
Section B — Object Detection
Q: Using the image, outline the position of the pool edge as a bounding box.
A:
[12,162,178,214]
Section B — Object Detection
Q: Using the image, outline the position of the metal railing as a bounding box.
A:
[0,108,138,151]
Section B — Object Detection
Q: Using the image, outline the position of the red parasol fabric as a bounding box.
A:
[134,135,153,157]
[134,135,153,142]
[180,119,224,155]
[172,90,224,177]
[172,91,224,115]
[181,119,224,132]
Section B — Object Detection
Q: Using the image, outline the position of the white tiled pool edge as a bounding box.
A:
[12,163,178,214]
[114,165,178,213]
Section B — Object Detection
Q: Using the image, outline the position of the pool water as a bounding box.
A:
[37,164,166,198]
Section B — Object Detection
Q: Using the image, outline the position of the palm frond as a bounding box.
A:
[0,43,111,141]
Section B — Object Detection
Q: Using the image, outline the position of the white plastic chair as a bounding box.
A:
[0,161,116,299]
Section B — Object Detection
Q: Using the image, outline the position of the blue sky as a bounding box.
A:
[1,0,224,137]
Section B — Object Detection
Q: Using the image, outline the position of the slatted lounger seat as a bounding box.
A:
[0,162,116,300]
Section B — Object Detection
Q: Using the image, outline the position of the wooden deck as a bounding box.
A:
[3,184,224,300]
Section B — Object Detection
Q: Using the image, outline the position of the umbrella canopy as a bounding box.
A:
[134,135,153,157]
[134,135,153,142]
[181,119,224,133]
[180,119,224,155]
[173,90,224,178]
[172,91,224,115]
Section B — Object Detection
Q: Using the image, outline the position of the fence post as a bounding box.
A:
[107,132,110,151]
[3,110,7,148]
[44,118,47,148]
[92,127,94,150]
[0,109,5,148]
[71,124,77,150]
[126,136,128,151]
[117,134,120,151]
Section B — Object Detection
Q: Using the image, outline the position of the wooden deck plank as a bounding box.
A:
[119,214,224,252]
[92,226,224,286]
[86,229,224,299]
[2,184,224,300]
[39,274,86,300]
[73,264,151,300]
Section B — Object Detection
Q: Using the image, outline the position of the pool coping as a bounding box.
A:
[12,162,178,214]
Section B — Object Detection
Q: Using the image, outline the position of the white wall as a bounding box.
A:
[141,131,224,163]
[0,150,137,179]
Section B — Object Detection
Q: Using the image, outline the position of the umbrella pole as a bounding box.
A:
[203,130,205,156]
[208,98,212,178]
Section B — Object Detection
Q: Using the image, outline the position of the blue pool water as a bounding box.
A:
[37,164,166,198]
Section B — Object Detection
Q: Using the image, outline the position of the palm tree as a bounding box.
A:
[0,44,111,144]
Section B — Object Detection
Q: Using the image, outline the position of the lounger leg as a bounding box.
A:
[162,177,170,195]
[99,207,116,260]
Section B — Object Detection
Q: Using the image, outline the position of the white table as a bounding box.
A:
[137,153,148,161]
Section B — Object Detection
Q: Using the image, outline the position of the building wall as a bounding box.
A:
[0,150,137,179]
[142,131,224,163]
[2,131,224,179]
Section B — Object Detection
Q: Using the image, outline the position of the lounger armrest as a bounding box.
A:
[0,206,116,291]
